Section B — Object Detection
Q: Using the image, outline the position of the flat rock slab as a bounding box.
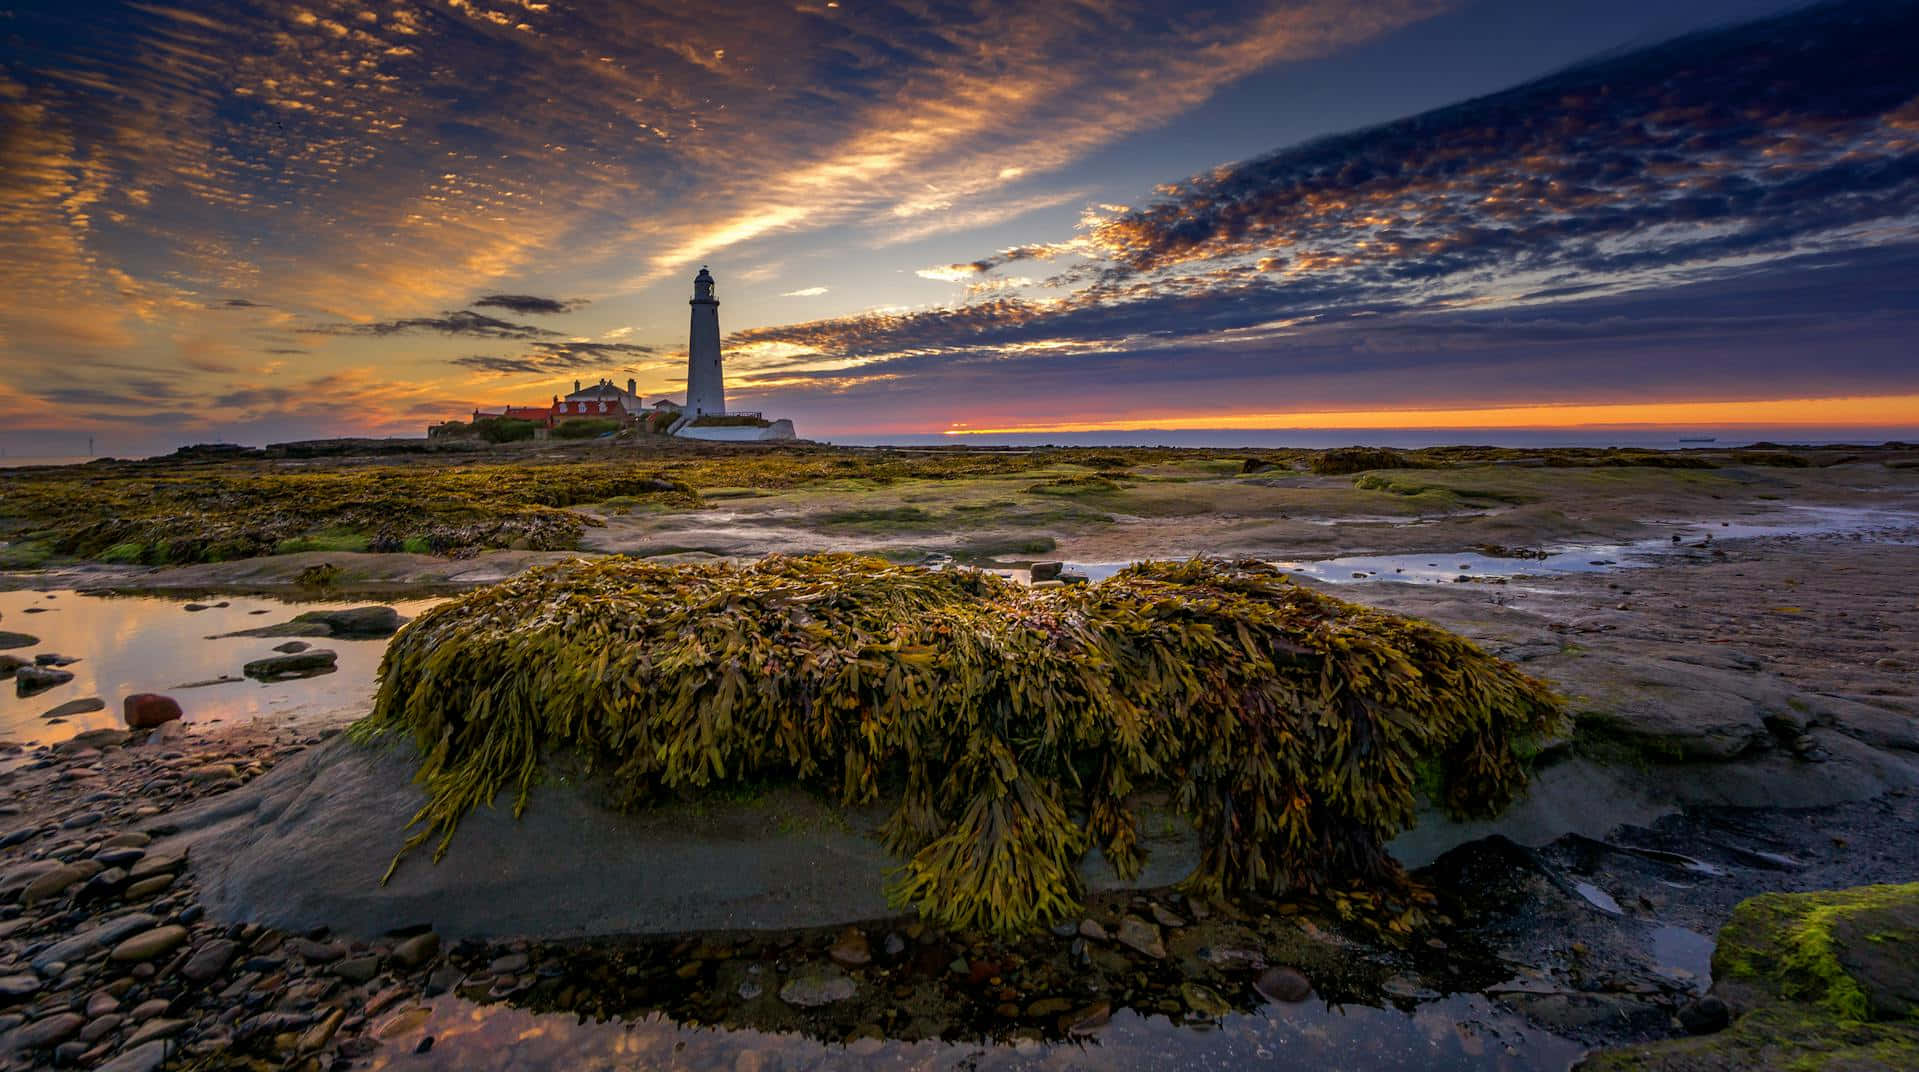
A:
[215,606,407,640]
[159,737,1201,942]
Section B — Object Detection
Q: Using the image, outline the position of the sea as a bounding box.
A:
[825,426,1916,449]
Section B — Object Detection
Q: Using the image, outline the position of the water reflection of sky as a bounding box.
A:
[0,589,442,745]
[1068,505,1919,587]
[371,992,1586,1072]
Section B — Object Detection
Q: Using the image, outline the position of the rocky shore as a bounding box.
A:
[0,445,1913,1070]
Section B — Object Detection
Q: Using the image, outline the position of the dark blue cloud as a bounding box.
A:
[744,0,1919,404]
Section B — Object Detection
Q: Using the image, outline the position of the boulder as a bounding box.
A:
[242,650,337,681]
[219,606,406,640]
[0,654,28,677]
[163,736,1200,941]
[122,694,183,730]
[295,606,407,637]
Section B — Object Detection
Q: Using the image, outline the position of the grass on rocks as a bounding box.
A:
[0,460,695,564]
[357,554,1563,934]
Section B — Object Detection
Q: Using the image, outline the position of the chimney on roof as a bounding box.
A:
[574,379,581,393]
[627,378,636,398]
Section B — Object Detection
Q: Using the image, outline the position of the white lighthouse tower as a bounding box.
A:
[685,266,726,418]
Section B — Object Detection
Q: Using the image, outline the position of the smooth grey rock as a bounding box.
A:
[10,1011,82,1048]
[41,697,105,718]
[241,649,337,680]
[158,736,1198,941]
[1115,917,1165,959]
[1255,965,1312,1003]
[31,913,159,974]
[778,965,855,1007]
[93,1040,171,1072]
[0,974,40,1002]
[109,925,188,963]
[180,939,240,983]
[14,666,73,694]
[220,606,406,640]
[391,932,439,969]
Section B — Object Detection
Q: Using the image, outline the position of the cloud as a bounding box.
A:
[450,340,661,375]
[737,1,1919,401]
[781,286,829,297]
[471,293,587,315]
[302,310,561,340]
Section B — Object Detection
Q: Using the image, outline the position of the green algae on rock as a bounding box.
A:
[1584,883,1919,1071]
[356,554,1563,933]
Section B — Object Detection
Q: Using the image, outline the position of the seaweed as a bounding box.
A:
[360,554,1563,934]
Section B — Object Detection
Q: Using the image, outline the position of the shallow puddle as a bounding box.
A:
[370,991,1587,1071]
[0,588,442,745]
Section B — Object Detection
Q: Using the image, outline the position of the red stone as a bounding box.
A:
[123,693,183,729]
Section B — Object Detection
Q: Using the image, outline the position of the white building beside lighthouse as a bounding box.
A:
[670,266,798,441]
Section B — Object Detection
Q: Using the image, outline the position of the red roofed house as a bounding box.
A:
[467,405,555,429]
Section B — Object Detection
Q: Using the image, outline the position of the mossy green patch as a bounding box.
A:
[274,529,373,554]
[359,554,1562,934]
[1584,884,1919,1071]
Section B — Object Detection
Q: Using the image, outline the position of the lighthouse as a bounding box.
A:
[685,266,726,418]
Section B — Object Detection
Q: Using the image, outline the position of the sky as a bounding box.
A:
[1,0,1915,454]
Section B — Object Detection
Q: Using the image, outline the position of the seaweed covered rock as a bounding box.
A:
[1583,883,1919,1070]
[358,554,1563,933]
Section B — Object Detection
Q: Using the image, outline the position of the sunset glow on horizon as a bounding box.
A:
[941,394,1919,437]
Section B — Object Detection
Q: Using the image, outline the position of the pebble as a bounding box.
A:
[778,965,856,1007]
[828,927,872,967]
[332,955,381,984]
[1059,1000,1111,1035]
[1181,982,1231,1017]
[0,974,41,1001]
[110,925,190,963]
[124,1018,186,1047]
[94,846,147,868]
[1077,919,1109,941]
[1255,966,1313,1003]
[22,862,95,905]
[79,1012,123,1043]
[391,931,439,969]
[1114,917,1166,959]
[124,874,176,899]
[95,1039,172,1072]
[181,939,241,983]
[12,1010,84,1048]
[487,952,528,975]
[285,937,345,963]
